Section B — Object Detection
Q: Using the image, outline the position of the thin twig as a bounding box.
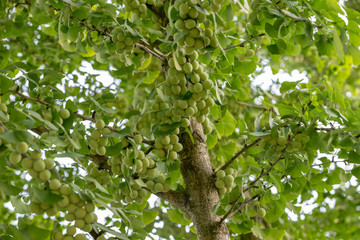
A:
[311,160,348,167]
[217,138,261,172]
[135,43,165,62]
[223,34,265,51]
[237,101,270,110]
[145,146,154,155]
[8,90,51,108]
[219,116,304,224]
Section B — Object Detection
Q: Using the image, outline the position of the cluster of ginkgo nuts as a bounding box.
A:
[215,167,237,196]
[43,107,71,125]
[0,101,9,122]
[112,27,138,53]
[89,120,111,156]
[50,185,97,239]
[9,142,54,183]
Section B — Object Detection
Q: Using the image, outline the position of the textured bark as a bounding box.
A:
[179,118,230,240]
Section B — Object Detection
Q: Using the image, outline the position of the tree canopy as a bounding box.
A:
[1,0,360,239]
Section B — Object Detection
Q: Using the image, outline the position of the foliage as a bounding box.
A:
[1,0,360,239]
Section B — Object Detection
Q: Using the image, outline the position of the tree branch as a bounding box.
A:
[217,138,261,172]
[8,90,51,108]
[219,117,303,224]
[154,190,188,210]
[135,43,165,62]
[8,90,154,146]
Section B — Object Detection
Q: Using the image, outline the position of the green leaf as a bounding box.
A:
[10,196,29,214]
[137,57,152,71]
[32,186,63,204]
[233,59,257,75]
[58,13,76,52]
[144,71,160,84]
[72,7,89,19]
[0,130,31,143]
[89,96,117,113]
[277,104,298,116]
[351,166,360,179]
[333,28,345,62]
[222,110,236,136]
[93,223,129,240]
[0,182,22,195]
[222,4,233,22]
[252,225,286,240]
[140,210,158,225]
[105,127,131,138]
[153,122,182,137]
[83,176,109,194]
[206,133,218,149]
[349,44,360,65]
[280,80,302,94]
[167,209,191,225]
[333,82,345,109]
[0,74,13,93]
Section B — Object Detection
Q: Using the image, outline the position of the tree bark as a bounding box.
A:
[179,118,230,240]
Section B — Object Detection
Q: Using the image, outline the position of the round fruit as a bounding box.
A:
[60,108,70,119]
[96,146,106,155]
[84,213,95,223]
[96,119,105,130]
[9,152,22,164]
[85,203,95,213]
[50,179,61,190]
[224,175,234,187]
[82,224,92,233]
[98,137,108,146]
[161,135,171,145]
[65,212,76,221]
[33,160,45,172]
[246,49,255,58]
[44,158,55,169]
[168,150,178,160]
[258,207,266,217]
[277,136,287,146]
[53,232,64,240]
[184,19,196,29]
[70,193,80,204]
[183,62,193,74]
[16,142,28,154]
[133,134,142,144]
[75,208,86,219]
[75,234,87,240]
[216,170,226,179]
[21,158,33,169]
[146,180,155,190]
[67,225,76,236]
[31,151,42,160]
[39,170,51,181]
[154,183,164,192]
[75,219,85,228]
[59,184,71,195]
[92,130,101,139]
[215,179,225,189]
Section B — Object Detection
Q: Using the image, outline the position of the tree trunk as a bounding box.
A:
[179,118,230,240]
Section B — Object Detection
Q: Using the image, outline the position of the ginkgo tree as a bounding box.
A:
[1,0,360,239]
